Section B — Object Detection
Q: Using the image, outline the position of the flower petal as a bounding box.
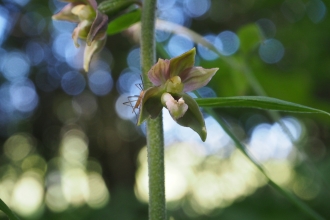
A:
[169,47,195,78]
[174,93,207,141]
[180,67,219,92]
[52,3,80,22]
[86,11,108,46]
[161,93,188,119]
[83,37,106,71]
[137,86,165,125]
[147,58,170,86]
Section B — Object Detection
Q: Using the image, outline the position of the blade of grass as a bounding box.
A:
[195,96,330,116]
[205,108,325,220]
[0,198,20,220]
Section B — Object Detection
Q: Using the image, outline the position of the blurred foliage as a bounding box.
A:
[0,0,330,219]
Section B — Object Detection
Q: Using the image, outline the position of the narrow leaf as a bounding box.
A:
[0,198,20,220]
[107,9,141,35]
[196,96,330,116]
[98,0,141,16]
[207,109,325,220]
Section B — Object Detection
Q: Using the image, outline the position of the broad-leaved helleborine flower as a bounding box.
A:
[137,48,219,141]
[53,0,108,72]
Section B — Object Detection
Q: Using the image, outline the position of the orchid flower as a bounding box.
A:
[137,48,219,141]
[53,0,108,72]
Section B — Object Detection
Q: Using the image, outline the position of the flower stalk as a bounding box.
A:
[140,0,166,219]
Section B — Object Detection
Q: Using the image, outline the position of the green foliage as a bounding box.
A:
[106,9,141,35]
[196,96,330,116]
[237,24,262,55]
[98,0,141,16]
[0,198,20,220]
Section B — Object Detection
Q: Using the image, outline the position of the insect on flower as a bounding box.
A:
[123,77,145,119]
[124,85,144,112]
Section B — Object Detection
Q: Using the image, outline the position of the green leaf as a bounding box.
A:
[196,96,330,116]
[237,23,262,54]
[205,108,325,220]
[175,93,207,141]
[98,0,141,16]
[0,198,20,220]
[107,9,141,35]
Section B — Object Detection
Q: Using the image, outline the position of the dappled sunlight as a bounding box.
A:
[4,133,34,162]
[12,172,44,217]
[134,142,297,214]
[0,128,110,217]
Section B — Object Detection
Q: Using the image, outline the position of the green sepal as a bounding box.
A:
[137,86,165,125]
[169,47,195,78]
[98,0,140,16]
[174,93,207,141]
[106,9,141,35]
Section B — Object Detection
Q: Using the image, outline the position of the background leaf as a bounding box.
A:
[98,0,141,16]
[0,198,20,220]
[107,9,141,35]
[196,96,330,116]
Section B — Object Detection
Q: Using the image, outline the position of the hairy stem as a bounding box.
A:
[140,0,166,219]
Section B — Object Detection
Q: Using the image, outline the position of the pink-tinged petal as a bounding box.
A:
[148,58,170,86]
[72,24,82,47]
[169,47,195,78]
[52,3,80,22]
[86,11,108,46]
[180,67,219,92]
[86,0,98,10]
[83,37,106,71]
[161,93,188,119]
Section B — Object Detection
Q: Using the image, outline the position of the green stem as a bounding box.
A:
[141,0,166,220]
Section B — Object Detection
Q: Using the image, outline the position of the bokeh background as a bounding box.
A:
[0,0,330,219]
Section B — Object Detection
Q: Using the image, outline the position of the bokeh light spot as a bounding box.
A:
[45,184,69,212]
[258,39,285,64]
[256,18,277,39]
[1,52,30,82]
[4,133,34,161]
[216,31,240,56]
[183,0,211,18]
[25,41,45,66]
[167,34,194,57]
[86,172,110,208]
[10,80,39,112]
[12,174,44,217]
[127,48,141,70]
[158,6,186,26]
[88,70,113,96]
[115,94,137,121]
[0,6,9,45]
[306,0,327,23]
[61,129,89,165]
[61,71,86,95]
[20,12,46,36]
[197,34,219,61]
